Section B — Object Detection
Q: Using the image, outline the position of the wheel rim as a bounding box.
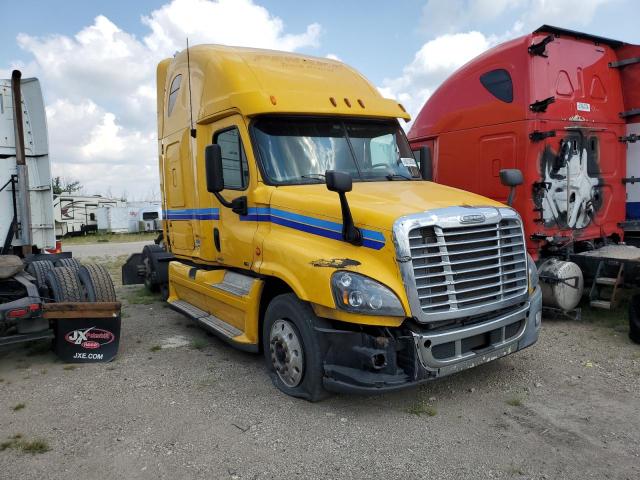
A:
[269,319,304,387]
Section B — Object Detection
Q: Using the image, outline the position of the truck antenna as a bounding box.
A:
[186,38,196,138]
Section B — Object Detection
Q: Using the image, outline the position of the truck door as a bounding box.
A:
[209,116,259,270]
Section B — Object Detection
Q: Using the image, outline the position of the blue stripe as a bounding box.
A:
[164,208,219,220]
[627,202,640,220]
[242,207,385,250]
[164,206,386,250]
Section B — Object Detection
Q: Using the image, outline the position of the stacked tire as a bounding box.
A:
[26,258,116,304]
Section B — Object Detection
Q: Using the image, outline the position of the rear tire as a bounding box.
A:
[78,263,117,302]
[262,293,330,402]
[54,257,81,272]
[45,267,84,302]
[630,294,640,344]
[26,260,54,297]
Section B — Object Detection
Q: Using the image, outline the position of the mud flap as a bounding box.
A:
[44,302,122,363]
[53,316,121,363]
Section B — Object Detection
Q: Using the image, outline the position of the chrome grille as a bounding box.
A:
[408,219,528,314]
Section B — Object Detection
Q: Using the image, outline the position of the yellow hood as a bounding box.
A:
[269,180,505,232]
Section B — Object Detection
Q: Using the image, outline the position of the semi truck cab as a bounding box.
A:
[124,45,542,400]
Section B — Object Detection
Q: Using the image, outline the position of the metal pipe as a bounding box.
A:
[10,70,32,256]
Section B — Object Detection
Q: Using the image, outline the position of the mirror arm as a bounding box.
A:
[506,187,516,206]
[214,192,248,216]
[337,192,362,246]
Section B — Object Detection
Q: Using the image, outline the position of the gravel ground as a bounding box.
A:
[0,251,639,480]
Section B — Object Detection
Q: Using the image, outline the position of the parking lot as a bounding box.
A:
[1,245,639,480]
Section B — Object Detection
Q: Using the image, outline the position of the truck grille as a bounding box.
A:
[408,219,528,315]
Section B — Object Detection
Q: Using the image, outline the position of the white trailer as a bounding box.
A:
[53,195,123,237]
[1,70,120,358]
[0,76,55,253]
[96,206,133,234]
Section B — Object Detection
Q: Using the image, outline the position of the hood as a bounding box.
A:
[269,180,505,233]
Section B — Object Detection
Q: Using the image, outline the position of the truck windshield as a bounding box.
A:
[252,117,419,184]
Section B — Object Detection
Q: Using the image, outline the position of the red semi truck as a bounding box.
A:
[408,25,640,342]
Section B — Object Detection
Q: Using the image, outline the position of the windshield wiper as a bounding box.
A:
[385,173,412,181]
[300,174,326,182]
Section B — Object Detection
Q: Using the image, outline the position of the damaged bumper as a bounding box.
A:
[321,286,542,394]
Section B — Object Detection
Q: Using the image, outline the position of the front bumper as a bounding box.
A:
[321,286,542,394]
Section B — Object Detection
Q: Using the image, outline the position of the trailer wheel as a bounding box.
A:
[26,260,54,297]
[262,293,330,402]
[630,294,640,345]
[54,257,81,272]
[78,263,117,302]
[45,267,84,302]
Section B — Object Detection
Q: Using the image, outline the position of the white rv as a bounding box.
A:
[53,195,123,237]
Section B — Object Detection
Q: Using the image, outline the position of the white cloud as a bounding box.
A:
[14,0,322,197]
[381,31,491,119]
[385,0,616,123]
[325,53,341,61]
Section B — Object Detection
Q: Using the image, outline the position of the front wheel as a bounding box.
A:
[262,293,330,402]
[630,294,640,344]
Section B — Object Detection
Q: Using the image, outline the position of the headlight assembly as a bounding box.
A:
[331,271,404,316]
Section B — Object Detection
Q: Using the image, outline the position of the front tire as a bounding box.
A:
[262,293,330,402]
[630,294,640,344]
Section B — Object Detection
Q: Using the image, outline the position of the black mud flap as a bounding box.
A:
[53,315,121,363]
[122,253,144,285]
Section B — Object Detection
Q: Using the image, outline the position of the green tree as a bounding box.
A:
[52,176,82,195]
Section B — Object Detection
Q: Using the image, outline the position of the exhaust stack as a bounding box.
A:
[11,70,32,256]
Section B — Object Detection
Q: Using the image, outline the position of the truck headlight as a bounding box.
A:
[527,254,539,291]
[331,271,404,316]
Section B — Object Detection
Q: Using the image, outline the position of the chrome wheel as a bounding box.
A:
[269,319,304,387]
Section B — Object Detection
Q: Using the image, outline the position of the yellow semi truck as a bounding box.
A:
[123,45,542,400]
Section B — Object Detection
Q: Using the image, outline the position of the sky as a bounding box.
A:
[2,0,639,199]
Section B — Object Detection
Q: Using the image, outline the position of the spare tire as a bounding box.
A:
[26,260,55,296]
[45,267,84,302]
[78,263,116,302]
[630,294,640,345]
[54,257,81,272]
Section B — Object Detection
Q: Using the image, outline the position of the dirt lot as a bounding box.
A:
[1,247,639,480]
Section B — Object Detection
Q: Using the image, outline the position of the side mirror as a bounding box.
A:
[499,168,523,206]
[205,144,224,193]
[324,170,361,246]
[418,146,433,181]
[326,170,352,193]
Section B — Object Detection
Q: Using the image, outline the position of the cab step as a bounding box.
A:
[590,300,612,310]
[170,299,243,338]
[589,260,624,310]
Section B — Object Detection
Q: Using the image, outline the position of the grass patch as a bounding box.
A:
[506,397,524,407]
[12,403,25,411]
[62,365,76,371]
[405,400,437,417]
[190,338,209,350]
[149,345,162,352]
[127,287,157,305]
[580,289,637,330]
[0,434,50,455]
[61,232,157,245]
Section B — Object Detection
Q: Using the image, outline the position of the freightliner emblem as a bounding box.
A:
[460,214,485,224]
